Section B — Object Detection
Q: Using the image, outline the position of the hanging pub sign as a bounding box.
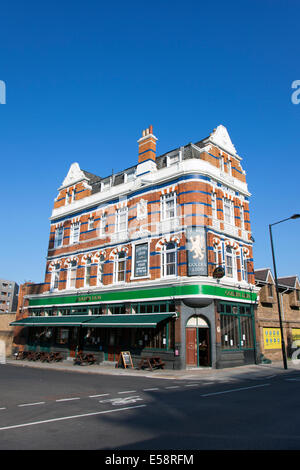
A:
[134,243,148,277]
[213,266,225,279]
[186,227,208,276]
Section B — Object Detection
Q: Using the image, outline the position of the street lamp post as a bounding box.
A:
[269,214,300,370]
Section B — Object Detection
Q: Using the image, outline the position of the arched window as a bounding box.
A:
[162,242,177,277]
[113,252,126,284]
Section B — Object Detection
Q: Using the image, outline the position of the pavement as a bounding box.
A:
[5,356,300,381]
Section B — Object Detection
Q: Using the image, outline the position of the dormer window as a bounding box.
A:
[167,153,180,167]
[125,169,136,182]
[101,179,111,191]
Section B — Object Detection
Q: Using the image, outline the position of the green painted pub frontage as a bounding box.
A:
[12,283,258,369]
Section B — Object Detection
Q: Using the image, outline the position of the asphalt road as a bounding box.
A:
[1,363,300,451]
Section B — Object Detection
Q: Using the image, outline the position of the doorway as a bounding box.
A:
[186,316,210,367]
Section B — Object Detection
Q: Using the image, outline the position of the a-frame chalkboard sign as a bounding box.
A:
[116,351,134,369]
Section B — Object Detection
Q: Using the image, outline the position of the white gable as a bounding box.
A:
[61,162,87,188]
[209,125,238,157]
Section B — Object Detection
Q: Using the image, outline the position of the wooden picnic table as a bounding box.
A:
[138,356,165,371]
[73,352,97,366]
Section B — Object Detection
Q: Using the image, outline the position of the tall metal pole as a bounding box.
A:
[269,224,288,369]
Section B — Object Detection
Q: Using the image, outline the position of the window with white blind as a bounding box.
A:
[85,258,92,287]
[51,264,60,290]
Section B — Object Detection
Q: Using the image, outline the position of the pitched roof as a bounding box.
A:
[277,276,298,288]
[254,268,272,282]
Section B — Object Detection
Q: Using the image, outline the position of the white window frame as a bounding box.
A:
[70,222,80,244]
[97,254,105,286]
[54,227,64,248]
[84,257,92,287]
[101,179,111,191]
[220,156,224,172]
[125,169,136,183]
[51,264,60,290]
[88,217,94,231]
[100,213,107,236]
[161,192,177,221]
[116,207,128,234]
[67,261,77,289]
[113,252,127,284]
[223,198,234,225]
[240,205,245,230]
[167,152,180,167]
[224,245,237,279]
[161,242,177,278]
[211,192,217,219]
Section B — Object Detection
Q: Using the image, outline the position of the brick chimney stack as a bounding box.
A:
[137,125,158,164]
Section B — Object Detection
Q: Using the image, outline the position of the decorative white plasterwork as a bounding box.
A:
[60,162,88,189]
[208,125,238,157]
[155,235,180,251]
[137,199,147,220]
[64,255,79,267]
[109,246,129,259]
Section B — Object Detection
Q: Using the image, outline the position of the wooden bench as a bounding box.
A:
[40,352,64,362]
[138,356,165,371]
[73,353,97,366]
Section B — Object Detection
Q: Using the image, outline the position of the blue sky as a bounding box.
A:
[0,0,299,285]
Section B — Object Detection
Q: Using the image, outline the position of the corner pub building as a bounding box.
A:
[12,124,259,369]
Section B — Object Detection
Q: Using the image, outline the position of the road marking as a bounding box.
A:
[99,396,143,406]
[118,390,137,394]
[0,405,147,432]
[143,388,159,392]
[285,378,300,382]
[55,397,81,402]
[89,394,110,398]
[201,383,271,397]
[18,402,45,407]
[184,383,199,387]
[165,386,180,389]
[0,408,6,410]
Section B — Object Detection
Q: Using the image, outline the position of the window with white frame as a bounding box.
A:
[161,192,176,220]
[51,263,60,290]
[65,192,70,205]
[116,208,128,234]
[113,252,126,284]
[85,258,92,287]
[54,226,64,248]
[100,213,107,236]
[67,260,77,289]
[241,254,248,282]
[167,153,180,167]
[88,217,94,231]
[225,245,236,278]
[227,160,232,176]
[223,198,234,225]
[101,179,111,191]
[240,205,245,230]
[211,192,217,219]
[162,242,177,277]
[125,168,136,182]
[97,254,105,285]
[70,222,80,244]
[220,156,224,172]
[71,190,76,203]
